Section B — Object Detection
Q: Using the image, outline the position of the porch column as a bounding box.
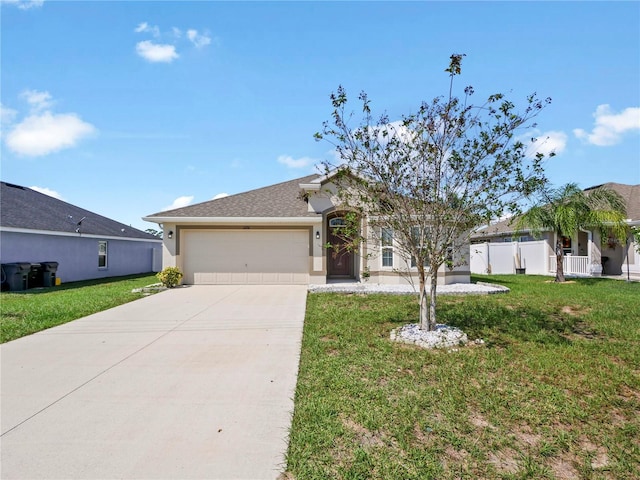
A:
[590,230,603,276]
[312,225,325,276]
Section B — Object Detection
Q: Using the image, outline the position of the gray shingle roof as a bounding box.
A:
[473,182,640,238]
[1,182,158,240]
[586,183,640,221]
[146,174,322,219]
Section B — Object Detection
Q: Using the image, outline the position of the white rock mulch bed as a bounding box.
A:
[390,323,485,350]
[131,283,167,295]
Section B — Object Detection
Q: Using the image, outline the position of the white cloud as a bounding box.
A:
[325,149,345,166]
[3,91,96,156]
[372,120,415,144]
[134,22,160,37]
[277,155,318,169]
[30,186,63,200]
[20,89,53,112]
[1,104,18,128]
[5,111,96,156]
[136,40,179,63]
[172,27,182,38]
[186,29,211,48]
[526,130,568,157]
[573,104,640,146]
[1,0,44,10]
[164,195,194,210]
[212,193,229,200]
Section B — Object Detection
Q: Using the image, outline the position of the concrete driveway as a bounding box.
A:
[1,285,308,479]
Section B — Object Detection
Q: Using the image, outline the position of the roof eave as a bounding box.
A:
[142,216,322,225]
[0,226,162,242]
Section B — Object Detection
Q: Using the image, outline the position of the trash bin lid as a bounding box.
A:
[1,262,31,272]
[40,261,59,269]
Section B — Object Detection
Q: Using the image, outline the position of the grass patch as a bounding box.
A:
[285,275,640,479]
[0,273,158,343]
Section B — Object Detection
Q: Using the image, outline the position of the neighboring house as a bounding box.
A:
[1,181,162,285]
[470,183,640,277]
[143,173,470,286]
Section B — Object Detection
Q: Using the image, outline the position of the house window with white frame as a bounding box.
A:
[410,226,429,268]
[381,228,393,267]
[98,241,108,268]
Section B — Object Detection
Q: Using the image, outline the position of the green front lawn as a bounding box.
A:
[285,275,640,479]
[0,273,158,343]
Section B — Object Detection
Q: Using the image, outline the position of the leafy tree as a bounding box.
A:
[316,54,552,331]
[632,226,640,255]
[515,183,627,282]
[145,228,163,238]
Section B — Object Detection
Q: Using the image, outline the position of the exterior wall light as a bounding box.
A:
[167,230,174,239]
[316,231,320,240]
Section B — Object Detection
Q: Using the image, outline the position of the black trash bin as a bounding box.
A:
[1,263,31,291]
[28,263,44,289]
[40,262,59,287]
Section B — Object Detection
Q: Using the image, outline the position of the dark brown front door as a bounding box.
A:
[327,219,354,277]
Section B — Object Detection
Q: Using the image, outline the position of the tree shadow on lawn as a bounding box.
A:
[437,300,581,347]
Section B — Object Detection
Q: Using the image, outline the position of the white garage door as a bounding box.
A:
[182,229,310,285]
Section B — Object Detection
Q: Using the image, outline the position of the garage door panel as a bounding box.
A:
[183,230,309,285]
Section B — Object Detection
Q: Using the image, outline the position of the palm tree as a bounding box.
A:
[516,183,627,282]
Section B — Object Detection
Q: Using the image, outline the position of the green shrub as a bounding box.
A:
[156,267,183,288]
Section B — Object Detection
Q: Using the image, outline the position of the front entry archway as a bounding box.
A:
[327,213,355,278]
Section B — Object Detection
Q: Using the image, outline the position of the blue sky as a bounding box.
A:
[2,1,639,232]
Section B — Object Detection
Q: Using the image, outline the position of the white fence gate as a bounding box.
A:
[470,241,549,275]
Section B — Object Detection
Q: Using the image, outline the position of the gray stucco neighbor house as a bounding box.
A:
[1,181,162,284]
[144,173,470,285]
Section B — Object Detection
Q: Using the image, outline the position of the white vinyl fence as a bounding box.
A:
[470,241,549,275]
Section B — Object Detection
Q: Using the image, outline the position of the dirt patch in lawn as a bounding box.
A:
[487,448,519,474]
[469,413,492,429]
[561,305,591,316]
[515,427,542,448]
[549,454,580,479]
[342,417,387,449]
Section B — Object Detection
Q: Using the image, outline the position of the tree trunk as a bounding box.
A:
[419,280,429,330]
[555,238,565,283]
[418,266,438,331]
[418,266,431,331]
[428,270,438,331]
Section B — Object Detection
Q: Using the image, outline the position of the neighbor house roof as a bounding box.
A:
[144,174,323,222]
[586,183,640,222]
[472,182,640,238]
[1,181,158,240]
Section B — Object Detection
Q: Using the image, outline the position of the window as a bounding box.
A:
[98,241,108,268]
[410,226,429,268]
[410,254,428,268]
[329,217,346,228]
[381,228,393,267]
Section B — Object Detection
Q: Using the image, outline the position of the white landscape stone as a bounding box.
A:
[390,323,469,349]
